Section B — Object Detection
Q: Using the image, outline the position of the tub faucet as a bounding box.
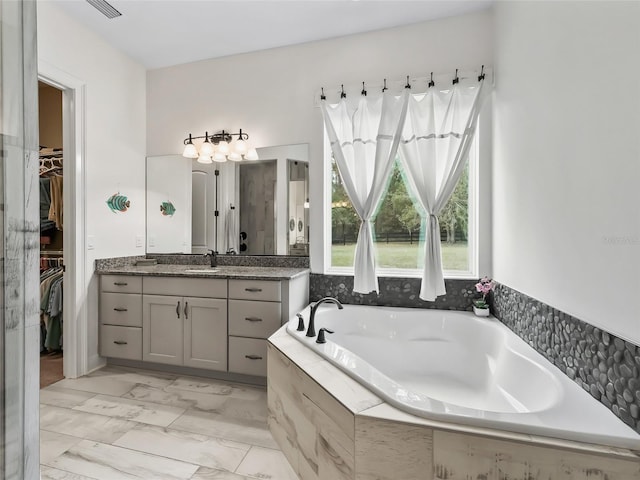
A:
[306,297,343,338]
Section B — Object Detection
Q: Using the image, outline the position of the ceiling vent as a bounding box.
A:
[86,0,122,19]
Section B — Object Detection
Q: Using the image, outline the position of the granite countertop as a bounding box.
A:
[95,263,309,281]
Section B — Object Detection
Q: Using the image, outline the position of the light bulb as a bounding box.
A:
[244,148,259,160]
[213,151,227,163]
[228,152,242,162]
[197,154,212,164]
[217,141,229,155]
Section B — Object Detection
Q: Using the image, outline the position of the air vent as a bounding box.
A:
[86,0,122,19]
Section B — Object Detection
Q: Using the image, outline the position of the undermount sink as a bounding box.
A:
[184,269,219,273]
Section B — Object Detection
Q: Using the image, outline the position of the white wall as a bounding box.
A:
[493,2,640,345]
[38,1,147,370]
[146,10,494,272]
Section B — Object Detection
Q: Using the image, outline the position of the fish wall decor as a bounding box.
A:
[106,192,131,213]
[160,201,176,217]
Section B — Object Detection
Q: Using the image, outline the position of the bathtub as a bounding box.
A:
[286,304,640,450]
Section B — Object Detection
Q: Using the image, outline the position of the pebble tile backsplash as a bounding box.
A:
[491,282,640,434]
[309,274,477,310]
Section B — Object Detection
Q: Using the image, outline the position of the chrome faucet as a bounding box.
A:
[306,297,343,338]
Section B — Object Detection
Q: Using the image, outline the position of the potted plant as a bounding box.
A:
[473,276,494,317]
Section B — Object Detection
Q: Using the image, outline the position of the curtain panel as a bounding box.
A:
[399,80,485,300]
[321,90,410,294]
[321,79,485,299]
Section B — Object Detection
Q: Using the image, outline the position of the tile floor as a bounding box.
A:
[39,366,299,480]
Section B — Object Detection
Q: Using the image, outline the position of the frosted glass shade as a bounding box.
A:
[200,140,214,157]
[197,154,212,164]
[182,143,198,158]
[217,141,230,154]
[228,152,242,162]
[234,139,247,155]
[213,152,227,163]
[245,148,259,160]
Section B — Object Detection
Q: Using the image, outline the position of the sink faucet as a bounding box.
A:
[206,250,217,268]
[306,297,343,338]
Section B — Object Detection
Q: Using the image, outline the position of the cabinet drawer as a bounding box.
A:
[101,275,142,294]
[100,293,142,327]
[228,337,267,377]
[229,300,281,338]
[229,279,281,302]
[100,325,142,360]
[143,277,227,298]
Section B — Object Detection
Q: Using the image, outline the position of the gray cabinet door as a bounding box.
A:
[183,297,228,371]
[143,295,183,365]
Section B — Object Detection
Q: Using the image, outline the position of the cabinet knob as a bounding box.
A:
[245,354,263,360]
[245,317,262,322]
[113,340,128,345]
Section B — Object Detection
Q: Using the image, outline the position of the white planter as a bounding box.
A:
[473,305,490,317]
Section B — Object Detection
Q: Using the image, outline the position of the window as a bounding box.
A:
[327,137,477,277]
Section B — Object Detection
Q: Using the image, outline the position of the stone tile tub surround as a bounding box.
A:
[491,282,640,435]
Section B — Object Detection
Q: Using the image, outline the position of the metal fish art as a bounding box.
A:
[106,193,131,213]
[160,201,176,217]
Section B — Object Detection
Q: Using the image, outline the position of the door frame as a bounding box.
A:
[38,59,87,379]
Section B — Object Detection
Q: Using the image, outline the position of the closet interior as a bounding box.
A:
[38,81,64,389]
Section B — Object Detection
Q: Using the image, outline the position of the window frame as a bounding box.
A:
[323,124,481,280]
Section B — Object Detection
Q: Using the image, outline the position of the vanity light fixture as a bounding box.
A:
[182,130,259,163]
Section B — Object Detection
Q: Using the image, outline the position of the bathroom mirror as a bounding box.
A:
[287,159,309,256]
[145,143,309,255]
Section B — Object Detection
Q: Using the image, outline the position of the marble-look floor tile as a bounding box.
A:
[190,467,253,479]
[122,384,229,412]
[113,424,250,471]
[216,392,268,423]
[88,366,177,389]
[40,386,97,409]
[170,409,278,449]
[45,440,199,480]
[40,465,99,480]
[72,394,186,427]
[40,405,138,444]
[235,446,298,480]
[165,377,235,396]
[40,431,84,464]
[51,376,136,397]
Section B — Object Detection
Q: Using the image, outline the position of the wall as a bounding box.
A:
[38,82,62,149]
[493,2,640,345]
[146,10,494,273]
[37,1,147,370]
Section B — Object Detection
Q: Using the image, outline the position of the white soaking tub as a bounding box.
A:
[286,304,640,449]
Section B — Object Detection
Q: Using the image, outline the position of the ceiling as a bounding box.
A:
[48,0,492,69]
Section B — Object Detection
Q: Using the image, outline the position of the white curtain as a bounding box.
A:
[399,80,485,301]
[321,90,409,293]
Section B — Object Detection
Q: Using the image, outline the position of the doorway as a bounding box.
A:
[38,81,65,388]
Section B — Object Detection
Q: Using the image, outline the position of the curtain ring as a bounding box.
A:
[320,87,326,101]
[405,75,411,89]
[452,69,459,85]
[478,65,485,82]
[361,82,367,96]
[428,72,435,88]
[382,79,388,93]
[340,84,346,98]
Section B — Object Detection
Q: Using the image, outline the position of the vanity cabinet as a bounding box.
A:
[142,277,227,371]
[99,275,143,360]
[99,269,309,379]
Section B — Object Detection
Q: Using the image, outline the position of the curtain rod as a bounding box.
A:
[317,65,490,103]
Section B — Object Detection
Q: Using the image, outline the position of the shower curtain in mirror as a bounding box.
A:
[398,79,485,300]
[321,90,409,294]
